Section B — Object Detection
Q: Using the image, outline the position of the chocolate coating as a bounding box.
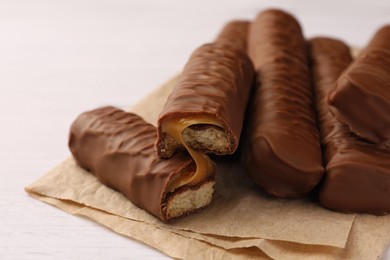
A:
[243,9,323,198]
[69,106,200,222]
[328,25,390,144]
[214,20,250,51]
[310,37,390,215]
[156,42,254,156]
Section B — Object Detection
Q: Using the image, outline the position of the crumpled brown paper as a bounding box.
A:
[26,75,390,259]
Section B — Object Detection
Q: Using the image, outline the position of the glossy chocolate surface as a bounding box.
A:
[157,42,254,156]
[215,20,250,51]
[243,9,323,198]
[328,25,390,144]
[310,37,390,215]
[69,106,196,221]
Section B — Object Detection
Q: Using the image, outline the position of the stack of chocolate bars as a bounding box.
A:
[68,9,390,222]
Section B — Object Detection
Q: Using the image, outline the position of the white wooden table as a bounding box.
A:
[1,0,389,259]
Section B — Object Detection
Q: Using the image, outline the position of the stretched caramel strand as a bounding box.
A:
[69,106,215,222]
[156,41,254,186]
[328,25,390,144]
[243,9,323,198]
[214,20,250,51]
[310,37,390,215]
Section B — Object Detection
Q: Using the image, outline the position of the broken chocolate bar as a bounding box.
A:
[243,9,323,198]
[328,25,390,144]
[156,44,253,157]
[310,37,390,215]
[69,106,215,222]
[156,40,253,191]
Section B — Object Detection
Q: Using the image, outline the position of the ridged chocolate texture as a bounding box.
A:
[214,20,250,51]
[310,37,390,215]
[156,42,254,156]
[68,106,205,222]
[328,25,390,144]
[243,9,323,198]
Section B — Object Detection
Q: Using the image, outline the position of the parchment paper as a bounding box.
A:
[26,75,390,259]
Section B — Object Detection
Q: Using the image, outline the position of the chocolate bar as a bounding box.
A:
[243,9,323,198]
[214,20,250,51]
[156,42,253,188]
[328,25,390,144]
[69,106,215,222]
[156,42,253,158]
[309,37,390,215]
[156,35,254,196]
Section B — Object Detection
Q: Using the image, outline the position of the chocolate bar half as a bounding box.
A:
[310,37,390,215]
[243,9,324,198]
[69,106,215,222]
[156,16,254,161]
[156,40,254,159]
[328,25,390,144]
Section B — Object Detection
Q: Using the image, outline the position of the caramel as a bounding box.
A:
[162,115,221,191]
